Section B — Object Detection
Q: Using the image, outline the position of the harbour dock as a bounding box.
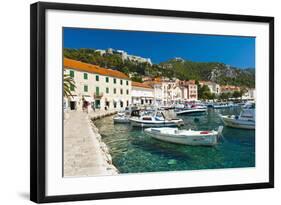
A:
[63,110,118,177]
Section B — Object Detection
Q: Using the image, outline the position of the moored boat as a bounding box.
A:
[113,112,130,123]
[220,108,255,129]
[113,106,141,124]
[130,111,184,127]
[175,104,207,115]
[144,126,224,146]
[242,101,255,109]
[213,103,231,109]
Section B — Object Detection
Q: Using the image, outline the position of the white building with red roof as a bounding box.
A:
[131,82,154,106]
[64,58,132,111]
[199,81,221,95]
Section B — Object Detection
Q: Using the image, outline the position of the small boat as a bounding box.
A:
[160,105,175,110]
[242,101,255,109]
[206,103,214,108]
[175,105,207,115]
[130,111,184,127]
[144,126,224,146]
[113,112,130,123]
[174,104,185,109]
[113,107,141,124]
[213,103,231,109]
[220,108,255,129]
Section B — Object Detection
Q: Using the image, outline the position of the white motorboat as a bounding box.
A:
[174,104,185,109]
[113,112,130,123]
[113,107,141,124]
[175,108,207,115]
[130,111,184,127]
[144,126,224,146]
[175,105,207,115]
[213,103,231,109]
[242,101,255,109]
[220,108,255,129]
[160,105,175,110]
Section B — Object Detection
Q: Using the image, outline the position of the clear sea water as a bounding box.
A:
[94,107,255,174]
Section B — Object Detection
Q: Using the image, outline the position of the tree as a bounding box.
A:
[232,90,242,99]
[209,93,216,100]
[63,48,255,88]
[219,92,231,101]
[64,70,76,97]
[198,85,212,100]
[240,87,248,96]
[130,76,143,83]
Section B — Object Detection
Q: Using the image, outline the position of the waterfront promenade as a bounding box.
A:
[64,110,118,177]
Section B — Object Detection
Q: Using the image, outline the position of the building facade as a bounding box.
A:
[186,83,198,101]
[153,82,163,106]
[199,81,221,95]
[150,79,197,106]
[95,48,152,65]
[131,82,154,106]
[64,58,131,111]
[242,88,256,100]
[178,80,198,101]
[220,85,241,93]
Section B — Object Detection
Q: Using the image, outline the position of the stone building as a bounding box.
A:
[64,58,131,111]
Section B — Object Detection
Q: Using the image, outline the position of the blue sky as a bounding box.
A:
[64,27,255,69]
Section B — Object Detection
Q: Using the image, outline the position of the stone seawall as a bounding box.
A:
[64,110,118,177]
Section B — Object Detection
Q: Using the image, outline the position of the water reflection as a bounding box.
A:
[94,107,255,174]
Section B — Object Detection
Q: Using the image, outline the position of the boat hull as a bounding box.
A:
[220,115,255,129]
[213,105,231,109]
[130,118,184,127]
[175,108,207,115]
[113,117,130,123]
[144,129,218,146]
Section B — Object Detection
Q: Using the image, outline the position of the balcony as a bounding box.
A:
[94,92,103,99]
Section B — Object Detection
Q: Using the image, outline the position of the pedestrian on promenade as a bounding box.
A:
[92,102,96,112]
[82,100,89,113]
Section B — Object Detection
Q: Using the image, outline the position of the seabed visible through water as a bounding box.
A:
[94,107,255,174]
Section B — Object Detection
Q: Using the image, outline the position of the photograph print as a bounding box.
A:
[63,27,255,177]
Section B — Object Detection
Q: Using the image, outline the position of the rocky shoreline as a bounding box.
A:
[89,114,119,175]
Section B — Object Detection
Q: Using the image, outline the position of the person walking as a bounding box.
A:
[82,100,89,113]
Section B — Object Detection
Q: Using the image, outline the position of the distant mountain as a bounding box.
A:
[63,48,255,88]
[159,58,255,88]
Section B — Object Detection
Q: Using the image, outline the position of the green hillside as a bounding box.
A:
[64,48,255,88]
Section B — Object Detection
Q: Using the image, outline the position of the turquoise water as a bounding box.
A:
[94,107,255,173]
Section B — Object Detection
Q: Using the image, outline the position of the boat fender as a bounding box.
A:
[200,131,209,134]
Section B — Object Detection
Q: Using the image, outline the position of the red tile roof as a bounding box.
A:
[132,81,153,89]
[221,85,240,92]
[64,58,129,79]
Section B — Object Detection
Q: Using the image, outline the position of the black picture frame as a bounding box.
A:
[30,1,274,203]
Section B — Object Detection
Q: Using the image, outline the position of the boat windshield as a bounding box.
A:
[131,110,140,117]
[240,109,255,120]
[155,112,165,120]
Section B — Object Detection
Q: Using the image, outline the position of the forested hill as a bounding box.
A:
[64,48,255,88]
[160,59,255,88]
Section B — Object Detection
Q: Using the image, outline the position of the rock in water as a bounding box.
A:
[194,118,199,122]
[168,159,177,165]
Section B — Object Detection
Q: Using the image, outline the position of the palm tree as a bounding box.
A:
[64,70,76,98]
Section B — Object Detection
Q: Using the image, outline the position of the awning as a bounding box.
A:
[69,95,79,101]
[83,96,93,102]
